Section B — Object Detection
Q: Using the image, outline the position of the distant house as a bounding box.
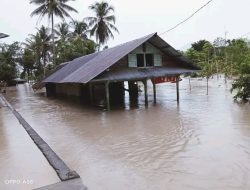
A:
[0,33,9,39]
[43,33,200,110]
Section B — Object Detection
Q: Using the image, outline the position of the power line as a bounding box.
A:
[159,0,214,36]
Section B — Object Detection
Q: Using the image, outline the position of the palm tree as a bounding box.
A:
[24,26,51,78]
[30,0,78,64]
[70,20,88,39]
[55,22,70,41]
[84,1,119,51]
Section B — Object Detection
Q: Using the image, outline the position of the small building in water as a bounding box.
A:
[42,33,200,110]
[0,33,9,39]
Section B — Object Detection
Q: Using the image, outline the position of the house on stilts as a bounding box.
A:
[42,33,200,110]
[0,33,9,39]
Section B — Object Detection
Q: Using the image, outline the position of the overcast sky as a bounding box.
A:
[0,0,250,50]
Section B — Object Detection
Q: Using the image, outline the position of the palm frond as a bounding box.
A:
[104,15,115,23]
[30,0,46,5]
[54,7,65,20]
[106,22,119,34]
[60,3,78,13]
[30,4,46,17]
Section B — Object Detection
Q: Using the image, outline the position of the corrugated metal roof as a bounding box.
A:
[91,67,196,82]
[43,53,98,83]
[60,33,156,83]
[43,33,199,84]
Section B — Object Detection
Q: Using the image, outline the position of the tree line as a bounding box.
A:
[185,37,250,101]
[0,0,118,83]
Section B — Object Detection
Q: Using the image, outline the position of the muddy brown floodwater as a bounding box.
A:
[1,77,250,190]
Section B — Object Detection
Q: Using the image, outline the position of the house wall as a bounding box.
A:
[46,82,124,106]
[55,83,81,98]
[46,83,84,103]
[108,42,185,70]
[128,42,163,67]
[130,42,163,54]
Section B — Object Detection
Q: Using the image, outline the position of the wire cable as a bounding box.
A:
[159,0,214,36]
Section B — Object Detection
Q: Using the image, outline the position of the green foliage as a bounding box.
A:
[187,37,250,102]
[85,1,119,50]
[30,0,78,65]
[191,40,210,52]
[70,21,88,39]
[0,42,22,84]
[185,41,215,79]
[24,26,51,78]
[56,38,96,64]
[231,75,250,102]
[30,0,78,21]
[20,49,36,81]
[231,61,250,102]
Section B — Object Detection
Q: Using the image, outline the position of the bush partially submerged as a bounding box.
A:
[231,75,250,102]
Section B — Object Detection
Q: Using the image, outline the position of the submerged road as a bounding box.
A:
[0,94,86,190]
[1,77,250,190]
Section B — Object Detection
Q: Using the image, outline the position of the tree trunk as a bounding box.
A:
[52,13,56,65]
[43,56,46,78]
[27,69,30,83]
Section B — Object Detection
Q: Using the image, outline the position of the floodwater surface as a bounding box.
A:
[1,78,250,190]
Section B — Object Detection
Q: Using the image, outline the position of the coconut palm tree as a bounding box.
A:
[70,20,88,39]
[55,22,70,41]
[30,0,78,64]
[24,26,51,77]
[84,1,119,51]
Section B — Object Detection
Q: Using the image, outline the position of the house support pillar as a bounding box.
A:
[143,79,148,107]
[152,80,156,104]
[105,81,110,111]
[89,83,94,105]
[176,76,180,104]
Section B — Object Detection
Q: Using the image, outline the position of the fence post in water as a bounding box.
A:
[189,77,191,91]
[143,79,148,106]
[206,77,209,95]
[105,81,110,111]
[152,79,156,104]
[176,76,180,104]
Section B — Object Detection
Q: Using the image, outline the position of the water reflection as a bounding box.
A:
[1,78,250,190]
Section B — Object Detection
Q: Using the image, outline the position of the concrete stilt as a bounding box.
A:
[176,76,180,104]
[143,79,148,106]
[89,83,94,105]
[105,82,110,111]
[152,80,156,104]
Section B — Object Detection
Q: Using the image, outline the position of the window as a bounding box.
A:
[136,54,144,67]
[146,54,154,67]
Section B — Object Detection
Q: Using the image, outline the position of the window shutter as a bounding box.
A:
[154,54,162,66]
[128,54,137,67]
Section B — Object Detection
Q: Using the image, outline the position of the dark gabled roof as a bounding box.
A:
[0,33,9,39]
[43,33,199,84]
[44,33,155,83]
[43,53,98,83]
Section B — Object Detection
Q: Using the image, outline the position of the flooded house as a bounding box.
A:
[42,33,200,110]
[0,33,9,39]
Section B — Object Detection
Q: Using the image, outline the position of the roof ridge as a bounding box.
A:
[70,33,156,63]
